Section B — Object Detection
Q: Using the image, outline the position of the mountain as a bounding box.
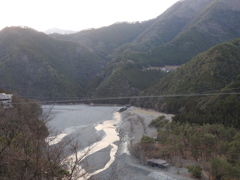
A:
[87,60,166,103]
[44,28,77,34]
[126,0,213,49]
[49,21,154,59]
[148,0,240,65]
[0,27,104,99]
[1,0,240,102]
[90,0,240,99]
[135,38,240,127]
[116,0,240,66]
[111,0,214,59]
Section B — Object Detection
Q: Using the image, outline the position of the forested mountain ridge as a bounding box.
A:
[144,39,240,95]
[116,0,240,65]
[89,0,240,98]
[122,0,213,50]
[1,0,240,101]
[111,0,215,61]
[50,0,215,61]
[135,38,240,127]
[49,21,154,59]
[148,0,240,65]
[0,27,104,99]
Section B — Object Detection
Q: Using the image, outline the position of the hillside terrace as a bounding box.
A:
[143,65,179,72]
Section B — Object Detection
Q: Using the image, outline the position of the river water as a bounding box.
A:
[42,104,123,178]
[43,104,122,133]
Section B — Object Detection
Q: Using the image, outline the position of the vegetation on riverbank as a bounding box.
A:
[137,117,240,179]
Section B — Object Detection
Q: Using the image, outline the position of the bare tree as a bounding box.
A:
[0,96,94,180]
[129,143,146,164]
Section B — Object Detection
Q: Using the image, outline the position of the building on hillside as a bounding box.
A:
[0,93,13,108]
[146,159,170,169]
[144,65,179,73]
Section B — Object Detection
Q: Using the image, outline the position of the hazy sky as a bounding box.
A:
[1,0,179,32]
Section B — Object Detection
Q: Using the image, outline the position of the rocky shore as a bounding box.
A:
[89,107,195,180]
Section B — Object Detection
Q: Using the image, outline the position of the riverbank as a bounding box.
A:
[89,107,195,180]
[45,105,195,180]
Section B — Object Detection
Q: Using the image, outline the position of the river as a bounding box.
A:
[42,104,193,180]
[43,104,122,132]
[42,104,123,178]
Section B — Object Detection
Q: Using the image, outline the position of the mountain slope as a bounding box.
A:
[91,0,240,98]
[89,61,166,102]
[112,0,214,59]
[114,0,240,66]
[135,38,240,126]
[149,0,240,65]
[1,0,240,102]
[134,0,213,47]
[50,21,154,59]
[0,27,104,99]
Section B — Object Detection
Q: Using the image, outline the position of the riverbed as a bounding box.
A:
[43,104,194,180]
[43,104,123,178]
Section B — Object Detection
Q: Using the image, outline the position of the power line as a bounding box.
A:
[19,87,240,99]
[18,87,240,100]
[13,91,240,105]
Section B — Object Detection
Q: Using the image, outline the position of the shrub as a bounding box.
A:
[141,135,155,144]
[187,165,202,179]
[149,116,169,128]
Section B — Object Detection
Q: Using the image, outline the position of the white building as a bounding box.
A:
[0,93,13,108]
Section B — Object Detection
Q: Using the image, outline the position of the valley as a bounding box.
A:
[1,0,240,179]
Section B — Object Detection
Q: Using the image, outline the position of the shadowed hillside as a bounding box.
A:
[1,0,240,102]
[134,39,240,127]
[91,0,240,99]
[0,27,104,99]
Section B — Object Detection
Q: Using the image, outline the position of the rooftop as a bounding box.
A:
[0,93,12,100]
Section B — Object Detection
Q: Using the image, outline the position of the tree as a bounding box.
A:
[211,157,233,180]
[0,95,93,179]
[141,135,155,144]
[187,165,202,179]
[226,137,240,164]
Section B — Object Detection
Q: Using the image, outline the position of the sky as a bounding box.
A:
[0,0,179,32]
